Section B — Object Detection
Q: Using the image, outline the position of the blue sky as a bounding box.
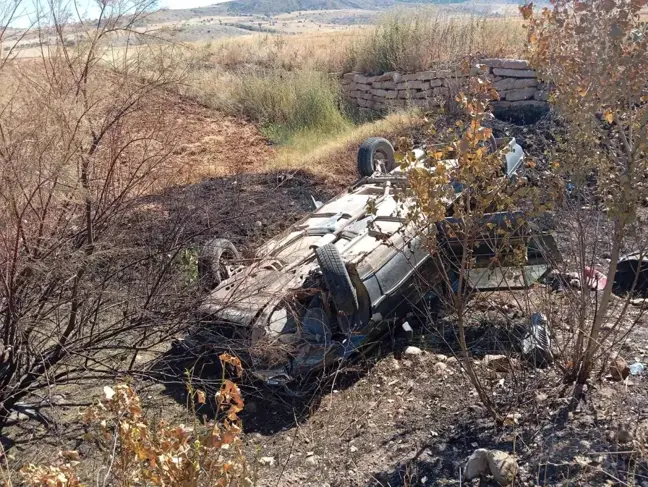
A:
[9,0,230,28]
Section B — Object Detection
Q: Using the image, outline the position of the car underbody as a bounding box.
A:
[185,137,565,389]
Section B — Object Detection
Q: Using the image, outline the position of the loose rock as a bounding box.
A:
[609,356,630,381]
[609,426,633,444]
[487,450,518,486]
[464,449,518,485]
[433,362,448,375]
[484,355,517,373]
[404,346,423,356]
[446,356,459,366]
[305,455,320,466]
[464,449,490,481]
[570,278,582,289]
[259,457,275,466]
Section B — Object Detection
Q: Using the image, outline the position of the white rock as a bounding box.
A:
[404,346,423,355]
[305,455,320,466]
[487,450,518,486]
[350,445,358,453]
[259,456,275,466]
[433,362,448,375]
[465,449,517,485]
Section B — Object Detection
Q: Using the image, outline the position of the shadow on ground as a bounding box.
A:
[365,379,648,487]
[151,322,410,435]
[129,168,346,255]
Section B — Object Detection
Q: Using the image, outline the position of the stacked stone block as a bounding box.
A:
[340,58,549,115]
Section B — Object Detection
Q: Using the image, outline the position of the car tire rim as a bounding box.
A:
[218,249,237,282]
[373,149,388,174]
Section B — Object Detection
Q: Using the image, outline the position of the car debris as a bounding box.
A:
[188,137,562,390]
[521,312,553,367]
[614,252,648,297]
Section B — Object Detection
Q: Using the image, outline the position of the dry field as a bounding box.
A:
[3,2,648,487]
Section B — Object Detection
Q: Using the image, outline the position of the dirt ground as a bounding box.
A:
[5,99,648,487]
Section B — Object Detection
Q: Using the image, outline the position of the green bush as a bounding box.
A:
[230,69,351,144]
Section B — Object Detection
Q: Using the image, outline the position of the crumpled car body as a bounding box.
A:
[195,138,562,388]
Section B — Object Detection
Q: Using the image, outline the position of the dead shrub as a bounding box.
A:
[523,0,648,388]
[0,0,199,426]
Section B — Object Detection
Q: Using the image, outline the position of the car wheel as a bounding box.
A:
[315,244,358,315]
[357,137,396,177]
[614,253,648,297]
[198,238,240,291]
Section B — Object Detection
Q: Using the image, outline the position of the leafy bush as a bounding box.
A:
[523,0,648,386]
[20,355,249,487]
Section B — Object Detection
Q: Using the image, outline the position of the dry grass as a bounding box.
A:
[269,110,423,178]
[347,9,526,74]
[177,10,525,150]
[197,30,359,73]
[183,67,350,145]
[174,10,525,168]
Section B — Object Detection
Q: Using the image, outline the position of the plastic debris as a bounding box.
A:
[584,266,607,291]
[629,363,645,375]
[521,312,553,367]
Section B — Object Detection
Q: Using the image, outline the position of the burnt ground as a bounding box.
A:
[5,103,648,486]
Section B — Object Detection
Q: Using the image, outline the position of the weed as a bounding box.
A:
[188,68,351,145]
[348,9,525,74]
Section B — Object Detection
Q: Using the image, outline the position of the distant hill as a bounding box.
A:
[213,0,467,15]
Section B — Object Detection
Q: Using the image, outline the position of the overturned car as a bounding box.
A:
[188,137,561,388]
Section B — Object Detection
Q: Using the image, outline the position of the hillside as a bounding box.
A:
[203,0,467,16]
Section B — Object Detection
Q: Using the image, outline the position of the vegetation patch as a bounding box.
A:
[347,9,526,74]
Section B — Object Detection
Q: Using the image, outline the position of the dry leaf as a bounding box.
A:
[59,451,80,461]
[196,390,206,404]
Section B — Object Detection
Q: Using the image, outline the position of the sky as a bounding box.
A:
[7,0,231,28]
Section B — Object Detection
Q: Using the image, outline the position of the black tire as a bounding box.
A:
[357,137,396,177]
[198,238,240,291]
[315,244,358,315]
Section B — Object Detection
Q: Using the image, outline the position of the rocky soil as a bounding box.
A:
[4,102,648,487]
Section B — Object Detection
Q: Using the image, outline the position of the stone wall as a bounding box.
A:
[341,59,549,122]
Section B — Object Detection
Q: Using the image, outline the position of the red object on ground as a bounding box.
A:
[584,266,607,291]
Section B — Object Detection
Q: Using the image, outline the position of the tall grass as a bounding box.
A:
[179,10,525,150]
[186,68,351,144]
[202,32,357,73]
[270,110,422,177]
[347,9,525,74]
